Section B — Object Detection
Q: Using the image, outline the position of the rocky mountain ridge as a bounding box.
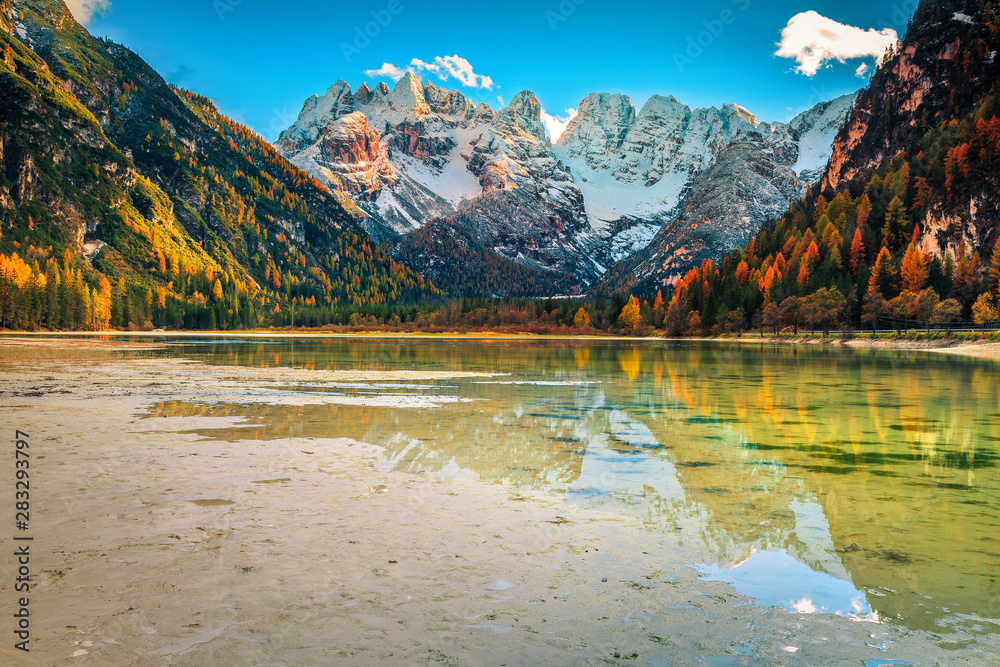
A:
[278,75,856,294]
[557,92,857,274]
[820,0,1000,264]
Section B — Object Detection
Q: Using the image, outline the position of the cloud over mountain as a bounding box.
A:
[365,54,493,89]
[64,0,110,25]
[540,107,577,142]
[775,11,898,77]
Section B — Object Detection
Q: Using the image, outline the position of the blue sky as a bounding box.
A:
[76,0,916,141]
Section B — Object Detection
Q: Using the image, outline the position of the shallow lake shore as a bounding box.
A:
[702,334,1000,359]
[0,338,997,665]
[4,329,1000,361]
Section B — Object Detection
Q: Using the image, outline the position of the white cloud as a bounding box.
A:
[365,54,493,89]
[855,62,870,77]
[411,55,493,89]
[364,62,408,82]
[540,108,578,142]
[791,597,818,614]
[64,0,111,25]
[775,11,898,77]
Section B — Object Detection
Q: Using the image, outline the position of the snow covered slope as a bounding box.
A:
[277,76,856,291]
[789,94,858,183]
[554,92,858,264]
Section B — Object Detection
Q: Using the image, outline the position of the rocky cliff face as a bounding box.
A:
[279,75,855,294]
[818,0,1000,264]
[824,1,999,191]
[278,74,598,283]
[576,92,856,294]
[554,93,855,271]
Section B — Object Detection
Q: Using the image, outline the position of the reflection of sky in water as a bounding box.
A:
[565,409,874,622]
[567,409,686,502]
[150,338,1000,638]
[698,549,876,620]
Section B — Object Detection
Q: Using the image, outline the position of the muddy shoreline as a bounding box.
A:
[0,339,996,665]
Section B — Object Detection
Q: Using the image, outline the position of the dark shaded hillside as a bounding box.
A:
[394,217,578,297]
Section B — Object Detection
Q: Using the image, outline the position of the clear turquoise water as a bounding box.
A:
[147,337,1000,639]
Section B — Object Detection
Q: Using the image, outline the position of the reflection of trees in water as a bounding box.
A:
[149,384,605,490]
[155,340,1000,632]
[614,345,1000,632]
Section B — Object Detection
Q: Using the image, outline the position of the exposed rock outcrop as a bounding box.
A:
[278,74,855,292]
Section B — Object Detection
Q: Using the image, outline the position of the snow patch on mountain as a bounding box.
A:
[555,155,690,223]
[611,224,662,263]
[277,75,857,288]
[790,93,858,181]
[393,143,480,206]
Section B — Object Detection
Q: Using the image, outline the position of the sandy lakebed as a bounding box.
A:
[0,337,997,666]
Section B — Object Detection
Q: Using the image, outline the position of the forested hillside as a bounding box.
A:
[656,0,1000,335]
[394,218,579,298]
[0,0,431,330]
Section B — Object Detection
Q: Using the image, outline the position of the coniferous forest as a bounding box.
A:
[2,0,1000,338]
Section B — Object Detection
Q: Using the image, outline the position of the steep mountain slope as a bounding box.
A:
[277,75,597,288]
[824,2,1000,191]
[590,94,856,295]
[654,0,1000,335]
[279,76,855,296]
[595,142,808,296]
[821,0,1000,262]
[0,0,429,329]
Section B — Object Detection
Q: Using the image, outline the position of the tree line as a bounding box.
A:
[656,86,1000,337]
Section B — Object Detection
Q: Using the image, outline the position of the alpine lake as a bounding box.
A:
[145,336,1000,650]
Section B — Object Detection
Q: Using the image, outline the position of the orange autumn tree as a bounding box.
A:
[652,290,665,327]
[850,228,865,274]
[734,260,750,284]
[900,243,929,292]
[797,262,810,288]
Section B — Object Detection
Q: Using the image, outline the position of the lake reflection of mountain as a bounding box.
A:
[151,339,1000,636]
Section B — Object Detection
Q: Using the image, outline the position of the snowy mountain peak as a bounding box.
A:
[558,93,635,156]
[277,79,357,152]
[326,79,351,97]
[423,81,472,118]
[355,82,372,105]
[472,102,495,124]
[637,94,688,118]
[371,81,391,104]
[722,102,759,126]
[495,90,548,143]
[389,72,432,117]
[789,92,858,182]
